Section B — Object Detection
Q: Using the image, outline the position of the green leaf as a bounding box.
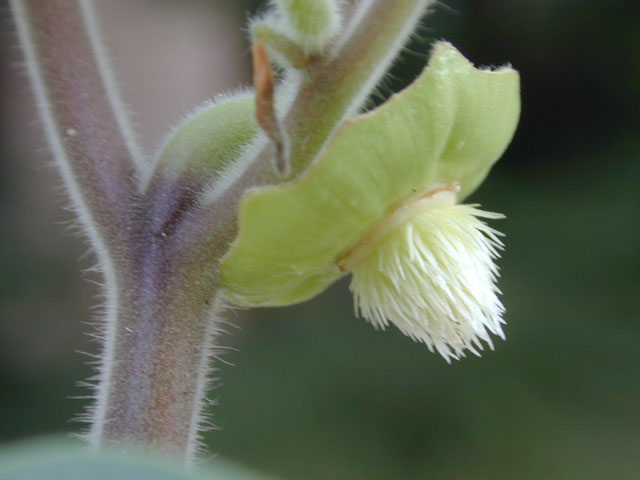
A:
[0,438,275,480]
[220,42,520,307]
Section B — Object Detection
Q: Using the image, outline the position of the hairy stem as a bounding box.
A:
[94,219,222,461]
[285,0,434,175]
[12,0,142,239]
[11,0,219,463]
[92,171,227,462]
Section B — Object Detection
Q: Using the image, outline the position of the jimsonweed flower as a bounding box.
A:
[218,42,520,360]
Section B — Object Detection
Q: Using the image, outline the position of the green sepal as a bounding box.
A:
[220,42,520,307]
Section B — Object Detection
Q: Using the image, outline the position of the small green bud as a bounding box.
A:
[274,0,341,54]
[152,92,257,182]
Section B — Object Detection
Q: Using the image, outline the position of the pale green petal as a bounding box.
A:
[220,42,520,307]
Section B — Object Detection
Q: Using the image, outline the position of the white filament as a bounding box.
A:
[349,202,506,362]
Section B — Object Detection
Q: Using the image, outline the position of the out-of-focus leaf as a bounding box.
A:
[0,437,276,480]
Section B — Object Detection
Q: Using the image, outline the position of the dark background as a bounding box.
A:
[1,1,639,479]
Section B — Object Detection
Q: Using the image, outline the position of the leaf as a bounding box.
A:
[0,438,275,480]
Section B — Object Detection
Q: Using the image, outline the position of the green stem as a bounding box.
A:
[285,0,434,175]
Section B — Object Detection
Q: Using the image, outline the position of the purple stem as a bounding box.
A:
[13,0,141,243]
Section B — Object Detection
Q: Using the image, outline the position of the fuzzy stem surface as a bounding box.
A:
[12,0,220,463]
[12,0,142,240]
[94,211,222,461]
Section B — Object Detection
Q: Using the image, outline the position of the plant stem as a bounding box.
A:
[11,0,220,463]
[95,215,222,460]
[12,0,142,239]
[285,0,434,175]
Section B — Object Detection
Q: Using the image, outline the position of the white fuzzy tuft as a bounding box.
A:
[349,202,505,362]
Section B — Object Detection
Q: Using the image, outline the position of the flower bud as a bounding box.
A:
[274,0,341,54]
[150,91,257,183]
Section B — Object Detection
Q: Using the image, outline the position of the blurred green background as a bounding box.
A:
[1,1,639,479]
